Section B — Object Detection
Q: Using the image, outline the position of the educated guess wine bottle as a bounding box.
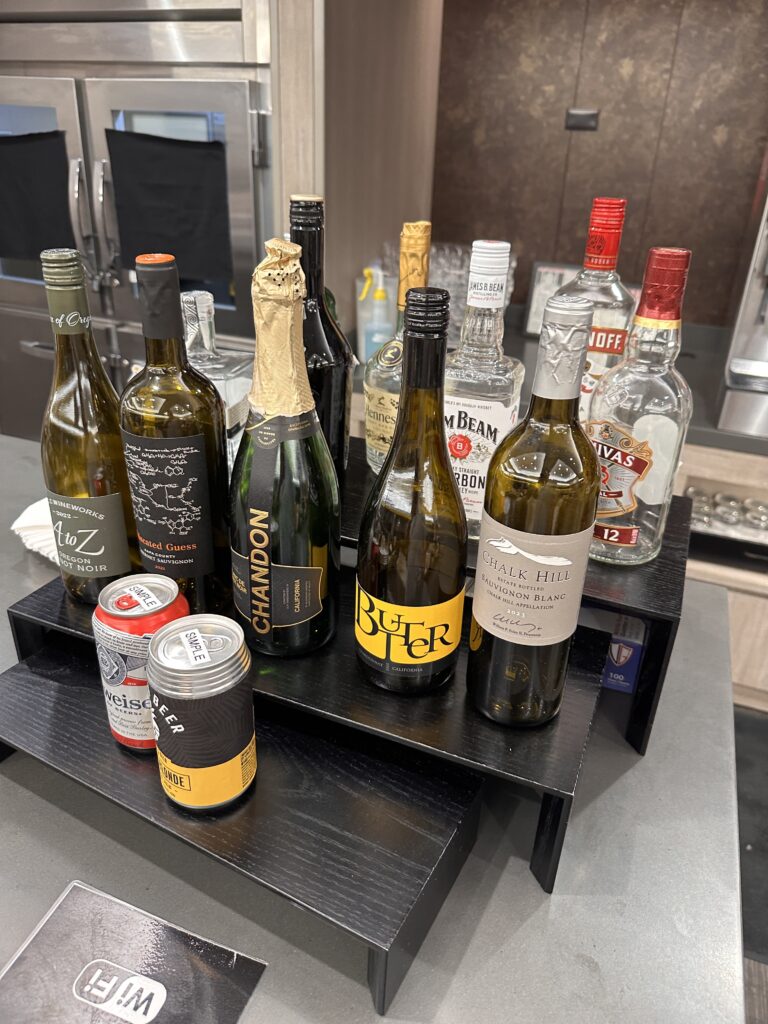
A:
[229,238,340,656]
[466,295,600,726]
[356,287,467,694]
[120,254,231,615]
[289,195,355,486]
[40,248,137,603]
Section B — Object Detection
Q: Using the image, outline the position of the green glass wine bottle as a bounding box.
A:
[229,238,340,656]
[119,253,231,614]
[356,287,468,694]
[466,294,600,726]
[40,248,137,603]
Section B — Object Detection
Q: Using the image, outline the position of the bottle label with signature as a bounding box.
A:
[472,511,593,646]
[47,490,131,579]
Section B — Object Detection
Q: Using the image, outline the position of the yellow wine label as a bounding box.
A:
[156,736,256,810]
[364,383,400,456]
[355,581,465,674]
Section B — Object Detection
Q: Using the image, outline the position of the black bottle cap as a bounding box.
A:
[289,194,325,227]
[404,286,450,334]
[135,253,185,340]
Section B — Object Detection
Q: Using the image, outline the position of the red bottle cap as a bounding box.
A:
[635,247,691,322]
[583,197,627,271]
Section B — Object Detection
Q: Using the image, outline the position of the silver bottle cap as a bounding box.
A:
[542,294,594,328]
[97,575,180,618]
[147,614,251,699]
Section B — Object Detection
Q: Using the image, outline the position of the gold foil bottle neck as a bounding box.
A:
[249,238,315,417]
[398,220,432,310]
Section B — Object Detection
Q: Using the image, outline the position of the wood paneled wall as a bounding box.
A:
[432,0,768,325]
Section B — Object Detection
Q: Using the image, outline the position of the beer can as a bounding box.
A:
[92,575,190,752]
[146,615,256,811]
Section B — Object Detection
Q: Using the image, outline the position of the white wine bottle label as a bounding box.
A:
[473,512,593,646]
[354,580,465,675]
[586,421,653,547]
[364,382,399,457]
[231,411,326,636]
[444,395,518,521]
[120,431,215,578]
[47,491,131,579]
[466,271,507,309]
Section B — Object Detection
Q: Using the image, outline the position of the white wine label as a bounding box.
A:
[121,431,215,579]
[47,491,131,579]
[92,616,154,748]
[355,581,465,675]
[473,512,593,646]
[444,395,518,521]
[364,382,399,457]
[231,411,326,639]
[586,421,653,521]
[466,271,507,309]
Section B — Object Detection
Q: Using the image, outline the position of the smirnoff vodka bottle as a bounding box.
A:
[555,197,634,421]
[444,241,523,538]
[587,247,692,566]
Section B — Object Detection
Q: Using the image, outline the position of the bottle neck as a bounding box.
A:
[627,317,681,366]
[391,329,447,450]
[290,222,324,299]
[53,330,101,377]
[456,304,505,362]
[525,322,587,424]
[186,316,218,359]
[145,336,189,370]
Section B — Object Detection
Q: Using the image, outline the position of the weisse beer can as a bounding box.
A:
[147,615,256,810]
[92,575,190,751]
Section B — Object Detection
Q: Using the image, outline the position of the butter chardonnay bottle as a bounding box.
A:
[230,238,340,656]
[466,295,600,726]
[120,254,231,614]
[356,287,467,693]
[40,248,136,603]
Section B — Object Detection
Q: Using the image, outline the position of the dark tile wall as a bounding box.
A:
[432,0,768,325]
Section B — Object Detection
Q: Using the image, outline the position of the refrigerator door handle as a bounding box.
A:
[68,158,98,286]
[93,158,120,287]
[19,340,56,361]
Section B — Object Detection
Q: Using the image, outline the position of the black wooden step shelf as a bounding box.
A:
[0,635,483,1016]
[343,437,691,756]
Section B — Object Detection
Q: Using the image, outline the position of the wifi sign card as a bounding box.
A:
[0,882,266,1023]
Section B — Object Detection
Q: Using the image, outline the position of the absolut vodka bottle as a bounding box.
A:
[444,240,523,538]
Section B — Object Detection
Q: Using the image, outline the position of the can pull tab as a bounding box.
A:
[115,594,139,611]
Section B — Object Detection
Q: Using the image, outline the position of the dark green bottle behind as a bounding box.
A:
[356,287,468,694]
[119,253,231,614]
[40,248,138,603]
[229,238,340,656]
[466,294,600,726]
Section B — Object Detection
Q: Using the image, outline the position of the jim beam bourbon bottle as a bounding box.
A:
[587,247,692,566]
[555,198,634,421]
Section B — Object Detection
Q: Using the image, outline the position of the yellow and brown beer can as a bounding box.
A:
[146,615,256,811]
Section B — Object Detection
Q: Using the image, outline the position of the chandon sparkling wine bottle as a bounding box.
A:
[466,295,600,727]
[356,287,467,694]
[41,248,137,603]
[229,238,340,656]
[120,253,231,615]
[289,195,354,487]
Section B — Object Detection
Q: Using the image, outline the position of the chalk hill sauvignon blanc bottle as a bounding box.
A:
[466,295,600,726]
[120,254,231,615]
[40,248,136,603]
[289,195,355,486]
[229,238,340,656]
[356,287,467,693]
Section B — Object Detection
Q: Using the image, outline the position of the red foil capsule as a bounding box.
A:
[635,247,692,322]
[583,197,627,271]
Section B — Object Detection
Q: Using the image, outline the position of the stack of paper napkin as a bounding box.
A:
[11,498,58,565]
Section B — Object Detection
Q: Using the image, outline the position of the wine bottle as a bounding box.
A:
[466,295,600,727]
[289,195,355,486]
[41,248,137,603]
[230,238,340,656]
[356,287,467,694]
[120,253,231,614]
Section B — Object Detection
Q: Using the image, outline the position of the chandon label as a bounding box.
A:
[121,431,214,579]
[47,491,131,579]
[444,395,518,521]
[231,411,325,638]
[472,512,593,646]
[354,581,465,676]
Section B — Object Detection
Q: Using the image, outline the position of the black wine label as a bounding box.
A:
[121,431,214,579]
[46,491,131,578]
[232,411,325,637]
[149,678,256,809]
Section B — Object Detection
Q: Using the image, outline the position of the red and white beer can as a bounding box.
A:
[92,575,190,752]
